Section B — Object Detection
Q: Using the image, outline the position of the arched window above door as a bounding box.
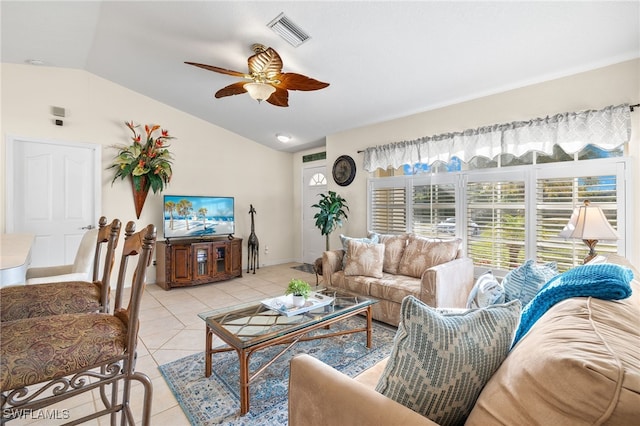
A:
[308,173,327,186]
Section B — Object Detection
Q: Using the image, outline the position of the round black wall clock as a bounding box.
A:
[332,155,356,186]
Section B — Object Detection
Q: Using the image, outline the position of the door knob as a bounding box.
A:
[81,225,95,230]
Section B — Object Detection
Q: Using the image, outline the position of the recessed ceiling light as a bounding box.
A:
[276,133,291,143]
[25,59,45,65]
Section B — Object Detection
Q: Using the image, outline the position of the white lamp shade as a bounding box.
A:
[244,82,276,102]
[562,203,619,241]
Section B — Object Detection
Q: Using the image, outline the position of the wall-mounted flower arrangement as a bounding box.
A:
[109,121,175,217]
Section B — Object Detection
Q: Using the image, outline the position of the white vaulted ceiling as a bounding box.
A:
[2,1,639,152]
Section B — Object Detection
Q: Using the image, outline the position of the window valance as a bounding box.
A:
[363,104,631,172]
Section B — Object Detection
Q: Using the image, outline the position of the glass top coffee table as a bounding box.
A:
[198,289,378,415]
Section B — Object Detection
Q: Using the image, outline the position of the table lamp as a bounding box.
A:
[559,200,619,263]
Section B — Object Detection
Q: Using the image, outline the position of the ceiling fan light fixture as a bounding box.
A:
[244,82,276,103]
[187,44,327,107]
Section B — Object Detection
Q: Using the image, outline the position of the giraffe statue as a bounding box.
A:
[247,204,259,274]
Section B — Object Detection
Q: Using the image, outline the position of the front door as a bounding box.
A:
[6,136,101,267]
[302,164,327,264]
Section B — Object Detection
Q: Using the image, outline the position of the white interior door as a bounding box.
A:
[6,136,101,268]
[302,165,327,264]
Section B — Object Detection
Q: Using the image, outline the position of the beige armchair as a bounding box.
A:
[25,227,99,284]
[289,354,435,426]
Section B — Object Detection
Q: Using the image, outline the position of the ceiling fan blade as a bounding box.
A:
[214,81,248,98]
[248,47,283,79]
[188,46,324,106]
[266,86,289,107]
[277,73,330,91]
[185,61,248,78]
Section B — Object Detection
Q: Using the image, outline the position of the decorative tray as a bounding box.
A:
[261,292,334,317]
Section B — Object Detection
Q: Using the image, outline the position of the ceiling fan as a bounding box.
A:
[185,44,329,107]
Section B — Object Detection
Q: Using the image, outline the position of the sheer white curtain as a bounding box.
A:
[363,104,631,172]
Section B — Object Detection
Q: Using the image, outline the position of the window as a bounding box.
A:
[308,173,326,186]
[535,161,622,271]
[466,171,526,271]
[412,179,456,237]
[369,157,629,274]
[369,178,407,234]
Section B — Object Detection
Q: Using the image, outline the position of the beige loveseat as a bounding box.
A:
[322,233,475,326]
[290,254,640,425]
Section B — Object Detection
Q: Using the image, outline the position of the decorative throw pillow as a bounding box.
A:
[369,232,409,274]
[466,271,505,309]
[512,262,634,346]
[375,296,522,426]
[340,234,379,268]
[343,240,384,278]
[502,259,558,306]
[397,235,461,278]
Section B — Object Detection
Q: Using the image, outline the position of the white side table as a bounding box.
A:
[0,234,35,287]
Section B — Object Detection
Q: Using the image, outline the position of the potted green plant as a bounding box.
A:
[285,278,312,307]
[312,191,349,251]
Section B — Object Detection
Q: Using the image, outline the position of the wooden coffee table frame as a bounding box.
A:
[203,303,373,416]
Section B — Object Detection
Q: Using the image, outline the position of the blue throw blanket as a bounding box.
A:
[512,263,634,346]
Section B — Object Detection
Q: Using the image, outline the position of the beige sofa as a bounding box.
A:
[322,233,475,326]
[290,254,640,425]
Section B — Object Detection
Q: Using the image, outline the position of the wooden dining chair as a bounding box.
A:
[1,222,156,426]
[0,217,122,322]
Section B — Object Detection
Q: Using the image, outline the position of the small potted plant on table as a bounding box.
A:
[285,279,312,307]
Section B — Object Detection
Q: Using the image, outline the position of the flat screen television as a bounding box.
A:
[163,195,235,239]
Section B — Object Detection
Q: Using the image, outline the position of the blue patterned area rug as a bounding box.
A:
[159,316,397,425]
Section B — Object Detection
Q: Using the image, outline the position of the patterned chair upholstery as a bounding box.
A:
[1,222,156,426]
[0,217,122,322]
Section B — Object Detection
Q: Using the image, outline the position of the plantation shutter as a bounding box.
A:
[412,183,456,237]
[536,167,620,271]
[466,173,526,270]
[369,181,407,234]
[368,158,628,273]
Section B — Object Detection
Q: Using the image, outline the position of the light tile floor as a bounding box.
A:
[10,262,319,426]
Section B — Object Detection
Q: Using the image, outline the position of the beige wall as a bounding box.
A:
[1,63,298,283]
[3,59,639,281]
[311,59,640,268]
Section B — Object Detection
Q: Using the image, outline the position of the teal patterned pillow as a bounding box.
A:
[502,259,558,305]
[375,296,521,426]
[339,234,379,268]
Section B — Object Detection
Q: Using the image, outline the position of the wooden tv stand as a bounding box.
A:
[156,237,242,290]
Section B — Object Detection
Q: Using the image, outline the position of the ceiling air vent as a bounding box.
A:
[267,13,310,47]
